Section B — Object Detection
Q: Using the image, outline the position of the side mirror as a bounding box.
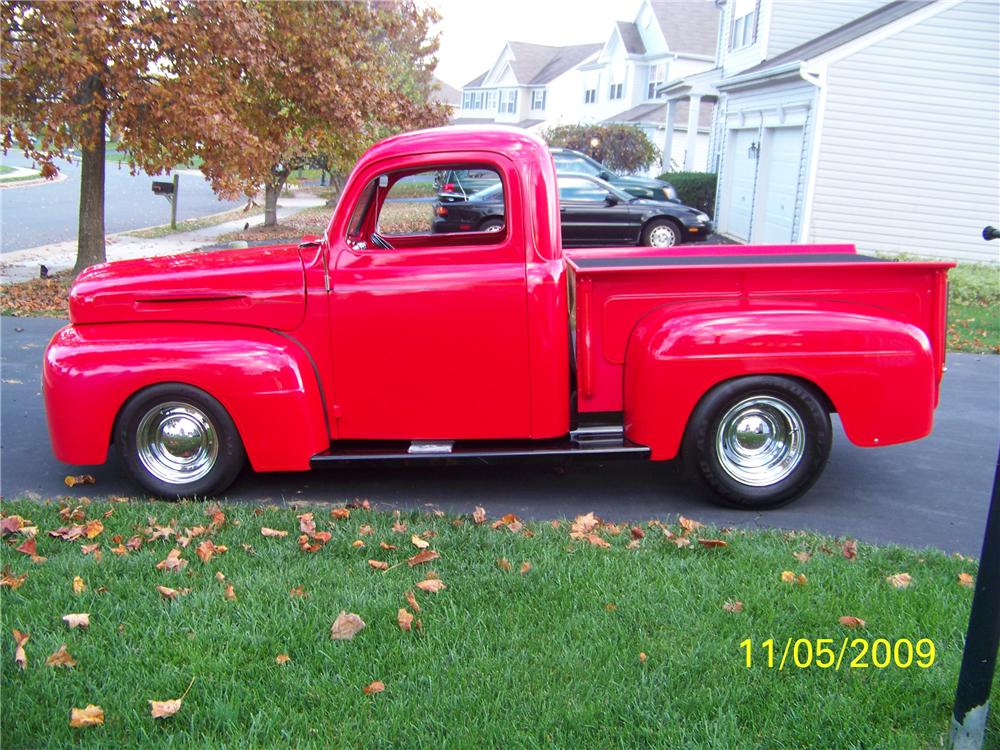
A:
[604,193,619,206]
[599,171,612,181]
[983,226,1000,241]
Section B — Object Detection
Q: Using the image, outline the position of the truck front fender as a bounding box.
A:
[623,306,936,459]
[44,322,330,472]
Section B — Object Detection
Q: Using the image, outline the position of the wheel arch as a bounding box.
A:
[640,215,683,246]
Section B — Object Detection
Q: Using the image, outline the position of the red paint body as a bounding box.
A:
[43,126,953,476]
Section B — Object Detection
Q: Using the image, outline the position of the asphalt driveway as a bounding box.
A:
[2,315,997,555]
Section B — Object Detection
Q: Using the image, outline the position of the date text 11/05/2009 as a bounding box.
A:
[740,637,936,670]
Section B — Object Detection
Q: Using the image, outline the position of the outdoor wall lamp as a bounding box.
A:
[748,141,760,160]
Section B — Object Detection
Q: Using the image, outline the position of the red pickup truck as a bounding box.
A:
[44,127,953,509]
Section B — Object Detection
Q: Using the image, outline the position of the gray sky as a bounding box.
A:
[426,0,643,90]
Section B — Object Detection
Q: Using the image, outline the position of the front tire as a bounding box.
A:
[114,384,246,499]
[682,376,832,509]
[642,219,680,248]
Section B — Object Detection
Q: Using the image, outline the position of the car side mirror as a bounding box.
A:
[604,193,619,206]
[599,170,612,181]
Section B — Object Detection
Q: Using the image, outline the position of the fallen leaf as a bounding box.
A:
[156,549,187,572]
[368,560,389,571]
[886,573,913,589]
[15,537,36,556]
[125,536,143,551]
[80,543,99,555]
[290,586,307,597]
[843,539,858,560]
[63,613,89,629]
[416,578,446,593]
[408,549,439,567]
[358,525,373,536]
[723,600,744,613]
[1,566,27,589]
[519,561,531,575]
[626,539,642,550]
[46,644,77,668]
[605,602,617,611]
[195,539,226,564]
[157,586,184,600]
[224,584,236,601]
[83,520,103,539]
[472,506,487,524]
[405,590,421,613]
[392,520,408,533]
[72,576,86,594]
[698,539,728,549]
[149,699,183,719]
[12,629,28,670]
[497,557,512,571]
[397,608,414,631]
[410,534,429,550]
[312,531,332,543]
[679,515,703,533]
[839,616,866,629]
[215,571,226,582]
[639,652,648,663]
[570,512,599,538]
[260,527,288,538]
[275,653,290,665]
[297,513,316,535]
[297,535,322,553]
[49,526,84,542]
[64,475,96,488]
[379,541,397,550]
[1,516,25,536]
[958,573,975,588]
[110,544,128,556]
[352,540,366,548]
[331,508,351,520]
[585,533,611,549]
[69,705,104,727]
[330,611,366,640]
[792,551,811,563]
[630,526,645,540]
[671,536,691,549]
[363,680,384,695]
[780,571,795,583]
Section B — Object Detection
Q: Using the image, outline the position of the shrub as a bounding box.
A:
[541,124,659,175]
[660,171,717,216]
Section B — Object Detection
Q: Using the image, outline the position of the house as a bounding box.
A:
[709,0,999,263]
[431,77,462,116]
[455,42,602,130]
[580,0,720,172]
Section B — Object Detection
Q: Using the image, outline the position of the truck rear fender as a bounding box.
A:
[44,322,330,472]
[623,305,936,459]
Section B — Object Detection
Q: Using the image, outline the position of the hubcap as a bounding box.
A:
[648,225,677,247]
[136,402,218,484]
[483,222,503,232]
[716,396,805,486]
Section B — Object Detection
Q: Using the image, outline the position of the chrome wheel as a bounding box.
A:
[648,224,678,247]
[715,396,805,487]
[482,221,504,232]
[136,402,219,484]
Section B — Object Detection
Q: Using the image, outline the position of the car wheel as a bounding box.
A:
[642,219,680,248]
[114,384,246,499]
[682,376,832,509]
[480,218,504,233]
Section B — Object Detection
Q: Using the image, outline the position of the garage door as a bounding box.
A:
[722,129,757,241]
[757,126,803,244]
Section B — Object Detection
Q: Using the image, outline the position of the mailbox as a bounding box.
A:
[152,180,174,195]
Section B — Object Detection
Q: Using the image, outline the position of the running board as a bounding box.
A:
[310,436,649,467]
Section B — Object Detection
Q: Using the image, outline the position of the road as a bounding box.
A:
[0,151,243,253]
[2,315,997,555]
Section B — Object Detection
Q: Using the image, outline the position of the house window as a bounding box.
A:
[584,88,597,104]
[463,91,473,110]
[609,82,623,100]
[647,63,667,100]
[730,0,758,50]
[499,89,517,114]
[486,91,497,110]
[531,89,546,111]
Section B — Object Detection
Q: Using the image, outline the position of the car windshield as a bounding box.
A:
[468,183,503,202]
[557,174,632,203]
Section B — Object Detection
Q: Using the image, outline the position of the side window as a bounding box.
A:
[558,177,607,203]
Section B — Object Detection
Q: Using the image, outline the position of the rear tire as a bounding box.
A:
[682,376,831,509]
[114,384,246,499]
[480,218,504,233]
[642,219,680,248]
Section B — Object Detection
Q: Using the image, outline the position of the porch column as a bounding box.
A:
[684,95,701,170]
[661,99,677,173]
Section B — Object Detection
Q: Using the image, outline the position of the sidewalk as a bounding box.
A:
[0,192,326,284]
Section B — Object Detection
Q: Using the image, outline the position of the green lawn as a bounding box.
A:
[946,262,999,354]
[1,499,995,749]
[0,165,15,175]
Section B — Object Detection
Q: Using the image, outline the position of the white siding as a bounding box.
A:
[767,0,885,59]
[810,0,1000,263]
[719,0,767,76]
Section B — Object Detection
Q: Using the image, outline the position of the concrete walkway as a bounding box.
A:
[0,192,327,284]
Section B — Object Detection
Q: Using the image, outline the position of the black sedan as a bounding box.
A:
[550,148,679,203]
[431,174,712,247]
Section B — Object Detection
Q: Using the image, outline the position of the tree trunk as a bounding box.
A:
[263,179,285,227]
[74,110,107,275]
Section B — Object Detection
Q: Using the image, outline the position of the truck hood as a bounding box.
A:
[69,244,307,331]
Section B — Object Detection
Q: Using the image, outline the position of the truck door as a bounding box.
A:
[329,156,531,440]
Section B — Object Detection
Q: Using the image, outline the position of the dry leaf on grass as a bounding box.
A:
[69,705,104,728]
[405,591,421,613]
[224,584,236,601]
[352,540,366,548]
[958,573,975,588]
[397,608,414,632]
[671,536,692,549]
[585,534,611,549]
[275,654,290,665]
[1,566,27,589]
[363,680,385,695]
[842,539,858,560]
[570,512,599,538]
[330,611,366,640]
[156,549,187,572]
[410,534,429,550]
[72,576,86,594]
[62,613,89,629]
[12,629,28,670]
[149,678,195,719]
[886,573,913,589]
[497,557,512,572]
[780,571,807,585]
[46,644,77,668]
[331,508,350,520]
[15,537,37,557]
[630,527,645,540]
[793,551,811,563]
[84,520,103,539]
[408,549,439,567]
[379,542,397,550]
[358,525,373,536]
[723,600,744,613]
[157,586,190,600]
[80,543,99,555]
[698,539,728,549]
[679,515,703,533]
[215,571,226,582]
[519,561,532,575]
[64,475,96,488]
[290,586,307,598]
[297,513,316,535]
[472,506,487,524]
[195,539,227,564]
[416,578,446,593]
[368,560,389,571]
[639,652,648,663]
[839,615,866,629]
[260,527,288,538]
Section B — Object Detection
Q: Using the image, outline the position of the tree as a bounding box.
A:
[1,1,261,273]
[541,124,659,175]
[197,1,449,226]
